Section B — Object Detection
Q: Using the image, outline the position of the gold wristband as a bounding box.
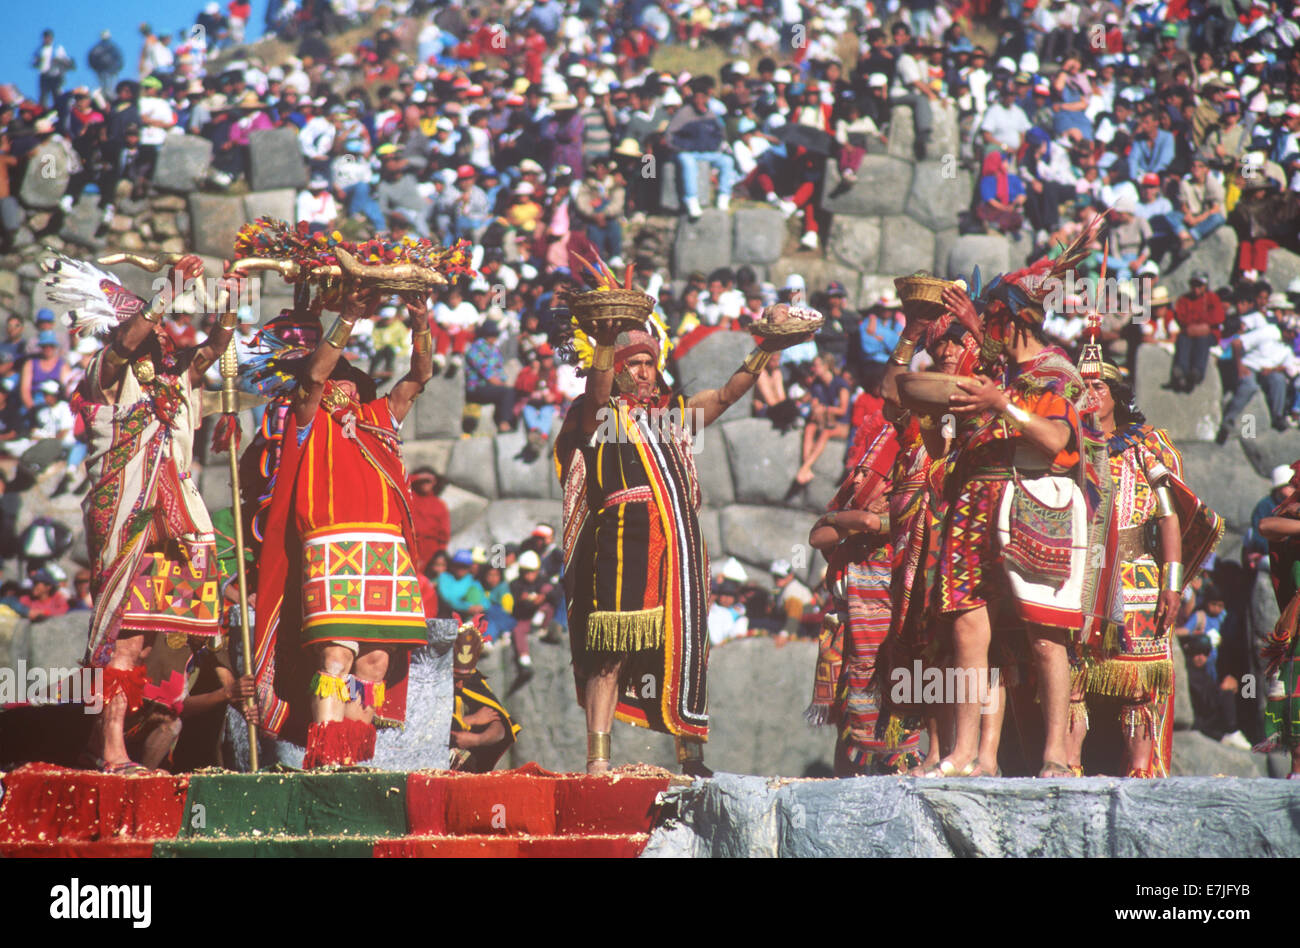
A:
[103,345,130,370]
[1160,561,1185,592]
[741,347,771,375]
[889,337,918,366]
[218,310,239,331]
[324,316,356,350]
[587,730,611,763]
[143,297,166,323]
[1153,484,1176,519]
[591,345,615,372]
[192,350,215,374]
[1003,402,1032,429]
[412,328,433,357]
[917,413,939,430]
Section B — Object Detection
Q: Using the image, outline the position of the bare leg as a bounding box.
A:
[1066,689,1088,771]
[936,606,990,773]
[1030,625,1071,772]
[86,632,147,768]
[584,657,624,774]
[975,669,1006,776]
[909,714,943,775]
[314,645,355,724]
[347,646,391,725]
[137,709,183,769]
[796,416,821,484]
[1122,702,1155,775]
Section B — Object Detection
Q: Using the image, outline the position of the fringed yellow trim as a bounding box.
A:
[1120,702,1157,740]
[1068,698,1090,733]
[373,681,386,709]
[1070,663,1089,695]
[587,607,665,652]
[310,672,351,703]
[1102,622,1122,654]
[1084,658,1173,702]
[882,714,904,750]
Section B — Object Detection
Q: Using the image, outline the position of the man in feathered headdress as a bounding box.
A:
[42,253,239,772]
[250,281,437,768]
[554,305,813,775]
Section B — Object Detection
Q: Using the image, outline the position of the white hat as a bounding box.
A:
[1273,465,1294,489]
[868,72,888,88]
[1019,52,1039,74]
[469,277,491,293]
[76,336,100,355]
[720,557,748,583]
[1270,292,1295,310]
[1287,277,1300,294]
[770,559,793,578]
[773,68,793,84]
[566,63,588,79]
[1247,51,1268,64]
[661,88,682,107]
[996,56,1017,73]
[783,273,805,291]
[731,60,750,76]
[1113,194,1138,214]
[518,550,542,570]
[514,181,536,195]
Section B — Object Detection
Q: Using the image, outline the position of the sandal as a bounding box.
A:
[1038,760,1073,778]
[77,752,149,775]
[921,758,976,778]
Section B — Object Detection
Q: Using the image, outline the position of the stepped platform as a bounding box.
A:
[0,762,671,859]
[6,763,1299,858]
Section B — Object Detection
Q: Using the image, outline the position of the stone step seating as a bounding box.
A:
[0,761,670,859]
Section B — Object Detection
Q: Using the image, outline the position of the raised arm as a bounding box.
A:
[579,321,619,438]
[386,290,434,425]
[188,273,243,384]
[98,254,204,396]
[294,282,378,427]
[687,333,807,431]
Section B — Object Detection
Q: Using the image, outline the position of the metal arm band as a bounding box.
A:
[1160,561,1185,592]
[412,327,433,357]
[591,345,615,372]
[741,347,772,375]
[889,337,918,366]
[104,345,131,370]
[324,316,356,350]
[587,731,611,763]
[1003,402,1032,429]
[143,296,166,323]
[1153,484,1176,519]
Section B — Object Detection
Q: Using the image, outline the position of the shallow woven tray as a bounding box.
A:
[568,288,656,325]
[897,371,965,414]
[749,308,824,338]
[895,274,955,322]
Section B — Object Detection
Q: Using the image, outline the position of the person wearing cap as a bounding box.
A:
[18,324,70,414]
[1243,464,1300,566]
[42,251,238,774]
[450,164,492,243]
[555,299,815,775]
[664,76,736,219]
[1169,271,1225,392]
[768,559,813,639]
[251,281,440,768]
[449,619,521,772]
[508,549,557,681]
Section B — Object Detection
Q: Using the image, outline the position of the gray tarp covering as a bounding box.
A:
[642,773,1300,857]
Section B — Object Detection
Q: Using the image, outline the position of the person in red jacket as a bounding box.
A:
[409,465,450,575]
[1168,271,1225,393]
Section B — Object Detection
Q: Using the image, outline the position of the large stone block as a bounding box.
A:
[886,101,960,164]
[19,142,72,210]
[494,429,554,499]
[945,232,1011,281]
[693,424,734,507]
[1237,424,1300,481]
[23,611,86,670]
[243,188,298,225]
[399,438,455,479]
[1179,439,1271,533]
[188,193,247,259]
[151,134,213,192]
[721,418,801,505]
[0,615,28,671]
[904,161,972,231]
[1172,637,1193,730]
[410,370,464,440]
[719,503,820,585]
[672,208,733,280]
[1163,226,1237,299]
[697,505,722,559]
[657,156,715,213]
[57,195,105,251]
[1170,729,1259,777]
[731,207,787,265]
[482,498,561,543]
[673,329,754,421]
[440,483,491,535]
[821,155,913,217]
[445,435,498,499]
[877,215,936,278]
[931,227,959,279]
[1132,343,1222,443]
[827,214,881,272]
[248,126,309,193]
[1264,246,1300,296]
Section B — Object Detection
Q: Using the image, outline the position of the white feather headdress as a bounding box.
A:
[40,254,137,338]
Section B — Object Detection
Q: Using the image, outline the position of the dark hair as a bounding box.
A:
[1103,374,1146,428]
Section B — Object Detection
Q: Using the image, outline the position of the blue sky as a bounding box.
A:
[4,0,267,101]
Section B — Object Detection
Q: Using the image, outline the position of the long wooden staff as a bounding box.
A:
[220,343,260,771]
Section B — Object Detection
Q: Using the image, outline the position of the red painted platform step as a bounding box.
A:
[0,763,188,845]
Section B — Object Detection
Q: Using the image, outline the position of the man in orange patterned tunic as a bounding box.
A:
[253,284,436,767]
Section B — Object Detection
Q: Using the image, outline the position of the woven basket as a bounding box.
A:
[897,371,964,414]
[569,288,656,330]
[894,274,954,322]
[750,304,824,338]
